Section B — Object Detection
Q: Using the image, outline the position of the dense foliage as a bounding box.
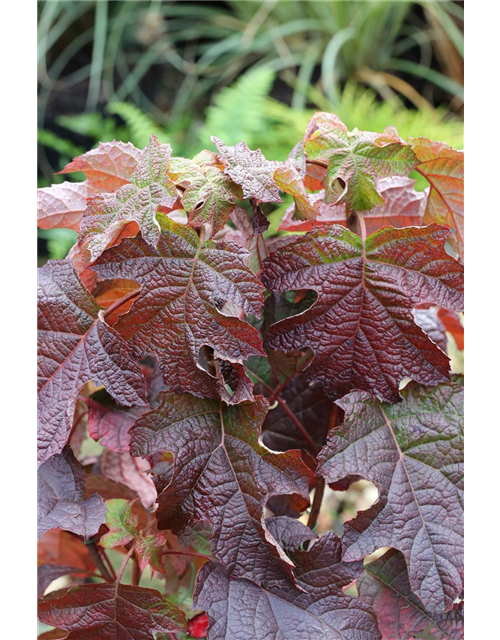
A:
[37,111,464,639]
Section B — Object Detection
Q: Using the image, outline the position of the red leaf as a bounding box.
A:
[438,307,464,350]
[358,549,464,640]
[38,531,95,573]
[410,138,464,261]
[188,612,209,638]
[130,393,313,583]
[37,181,90,232]
[59,141,142,192]
[262,224,463,401]
[91,215,264,400]
[99,449,157,509]
[37,260,147,465]
[38,446,107,540]
[38,583,186,639]
[318,381,464,612]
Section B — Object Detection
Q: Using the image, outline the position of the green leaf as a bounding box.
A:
[100,499,139,549]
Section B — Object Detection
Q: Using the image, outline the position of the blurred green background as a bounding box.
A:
[37,0,464,260]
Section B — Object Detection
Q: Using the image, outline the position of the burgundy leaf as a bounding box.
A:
[195,531,380,640]
[318,381,463,612]
[358,549,463,640]
[38,447,107,540]
[79,135,178,261]
[37,260,147,465]
[59,141,142,192]
[99,449,157,509]
[88,398,147,453]
[262,224,463,401]
[38,583,186,639]
[413,306,448,353]
[262,377,335,457]
[38,181,90,232]
[91,215,264,400]
[38,564,91,599]
[130,393,312,583]
[212,136,283,203]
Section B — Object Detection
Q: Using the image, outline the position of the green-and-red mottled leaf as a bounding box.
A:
[358,549,463,640]
[304,113,418,210]
[79,136,178,261]
[38,583,186,639]
[91,215,264,400]
[318,381,464,613]
[168,151,243,236]
[410,138,464,261]
[130,393,312,583]
[262,224,463,402]
[100,499,139,549]
[37,260,147,465]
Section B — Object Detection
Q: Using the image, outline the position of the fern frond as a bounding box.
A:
[107,102,169,148]
[199,67,275,148]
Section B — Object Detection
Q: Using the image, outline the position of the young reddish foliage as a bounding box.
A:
[37,112,464,639]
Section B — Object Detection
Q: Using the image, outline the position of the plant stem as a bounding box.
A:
[131,554,141,586]
[86,541,114,583]
[307,477,325,531]
[161,549,212,561]
[116,542,138,583]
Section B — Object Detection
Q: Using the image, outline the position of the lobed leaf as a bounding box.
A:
[318,381,464,612]
[262,224,464,401]
[79,135,178,261]
[195,531,380,640]
[304,113,418,210]
[91,215,264,400]
[130,393,313,583]
[37,260,147,465]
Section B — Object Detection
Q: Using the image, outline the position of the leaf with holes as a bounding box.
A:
[38,447,107,540]
[37,260,147,465]
[195,531,380,640]
[130,393,312,583]
[358,549,463,640]
[37,181,91,232]
[318,381,464,612]
[38,583,186,639]
[262,224,463,401]
[212,137,283,202]
[304,113,418,210]
[91,215,264,400]
[410,138,464,261]
[59,140,142,192]
[79,135,178,261]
